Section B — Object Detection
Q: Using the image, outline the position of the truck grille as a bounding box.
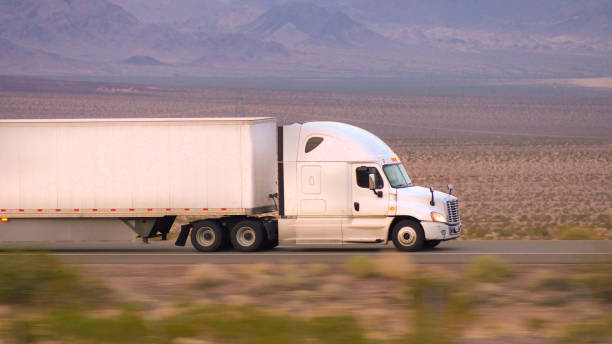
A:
[446,200,460,225]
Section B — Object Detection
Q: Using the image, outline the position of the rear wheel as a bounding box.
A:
[391,220,425,251]
[423,240,441,249]
[191,220,226,252]
[230,220,265,252]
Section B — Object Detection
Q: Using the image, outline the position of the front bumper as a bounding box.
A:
[421,221,461,240]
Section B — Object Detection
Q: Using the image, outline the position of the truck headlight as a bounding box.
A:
[430,211,447,223]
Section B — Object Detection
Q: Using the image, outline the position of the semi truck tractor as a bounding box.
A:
[0,117,461,251]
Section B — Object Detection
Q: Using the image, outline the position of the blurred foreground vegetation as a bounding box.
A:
[0,251,611,343]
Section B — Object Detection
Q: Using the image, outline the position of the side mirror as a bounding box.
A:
[447,183,453,195]
[368,173,376,190]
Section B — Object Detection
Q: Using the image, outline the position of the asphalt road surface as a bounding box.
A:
[1,240,610,264]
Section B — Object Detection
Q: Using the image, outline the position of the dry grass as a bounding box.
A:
[62,260,612,343]
[2,250,612,343]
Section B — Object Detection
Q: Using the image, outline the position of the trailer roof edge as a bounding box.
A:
[0,117,276,124]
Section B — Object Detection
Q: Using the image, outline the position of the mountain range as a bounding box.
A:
[0,0,610,78]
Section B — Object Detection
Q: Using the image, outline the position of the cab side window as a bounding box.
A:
[356,166,384,189]
[305,137,324,153]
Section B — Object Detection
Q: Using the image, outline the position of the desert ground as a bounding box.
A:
[1,250,610,343]
[1,76,611,343]
[1,75,611,239]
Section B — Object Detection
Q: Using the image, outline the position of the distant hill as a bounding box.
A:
[0,0,287,74]
[121,56,168,66]
[243,2,388,48]
[0,0,139,56]
[0,0,609,78]
[0,37,93,74]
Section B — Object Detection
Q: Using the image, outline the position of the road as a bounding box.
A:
[0,240,610,264]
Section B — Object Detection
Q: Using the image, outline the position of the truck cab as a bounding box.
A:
[278,121,461,251]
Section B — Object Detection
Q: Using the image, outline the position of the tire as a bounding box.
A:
[423,240,441,249]
[190,220,226,252]
[230,220,266,252]
[391,220,425,251]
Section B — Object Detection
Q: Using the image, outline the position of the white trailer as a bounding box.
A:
[0,117,461,251]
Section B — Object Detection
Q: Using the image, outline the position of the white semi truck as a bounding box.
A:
[0,117,460,251]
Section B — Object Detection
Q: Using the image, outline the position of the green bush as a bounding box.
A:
[521,227,552,239]
[534,273,579,292]
[467,255,514,283]
[580,260,612,303]
[344,256,378,279]
[556,316,612,344]
[11,308,150,344]
[12,305,367,344]
[553,226,602,240]
[524,316,549,331]
[0,251,107,306]
[404,273,476,344]
[464,226,484,238]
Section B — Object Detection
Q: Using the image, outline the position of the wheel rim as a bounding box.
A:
[195,227,216,247]
[397,226,417,246]
[236,226,256,247]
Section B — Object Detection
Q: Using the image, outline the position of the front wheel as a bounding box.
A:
[230,220,266,252]
[391,220,425,251]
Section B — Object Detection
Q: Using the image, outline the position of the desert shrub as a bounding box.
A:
[555,316,612,344]
[307,263,330,277]
[524,317,549,331]
[533,271,579,292]
[467,255,514,283]
[497,227,514,238]
[374,252,416,280]
[534,294,571,307]
[594,214,612,229]
[553,226,602,240]
[521,227,552,239]
[11,308,149,344]
[466,226,489,238]
[11,305,368,344]
[186,264,229,290]
[248,265,317,292]
[277,269,313,291]
[318,283,345,300]
[580,260,612,303]
[404,273,476,344]
[0,251,107,306]
[161,305,367,344]
[345,256,378,279]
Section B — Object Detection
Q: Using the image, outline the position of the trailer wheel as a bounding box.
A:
[191,220,226,252]
[423,240,441,249]
[230,220,265,252]
[391,220,425,251]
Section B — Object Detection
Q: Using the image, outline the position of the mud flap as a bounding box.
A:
[175,224,192,247]
[262,218,278,248]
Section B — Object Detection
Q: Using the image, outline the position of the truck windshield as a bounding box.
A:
[383,163,413,188]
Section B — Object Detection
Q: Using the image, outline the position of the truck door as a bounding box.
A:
[342,164,390,243]
[295,162,344,245]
